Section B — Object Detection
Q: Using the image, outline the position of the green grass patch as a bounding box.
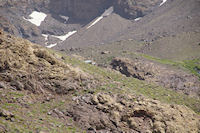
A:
[182,59,200,78]
[140,54,200,78]
[139,53,180,66]
[58,52,200,113]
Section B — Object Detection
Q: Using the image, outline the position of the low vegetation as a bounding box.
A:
[140,54,200,78]
[56,51,200,113]
[0,31,199,132]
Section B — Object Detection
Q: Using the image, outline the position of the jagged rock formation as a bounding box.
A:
[111,57,200,97]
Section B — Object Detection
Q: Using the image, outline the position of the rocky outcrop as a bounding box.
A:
[0,16,18,35]
[49,0,111,22]
[1,0,162,22]
[111,57,200,97]
[0,30,93,95]
[0,109,14,121]
[64,93,200,132]
[49,0,162,21]
[114,0,161,19]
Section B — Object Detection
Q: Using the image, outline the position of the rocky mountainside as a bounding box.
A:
[0,0,200,132]
[49,0,161,21]
[0,30,200,132]
[54,0,200,54]
[0,0,163,47]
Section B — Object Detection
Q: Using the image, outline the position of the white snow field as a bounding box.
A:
[42,34,48,41]
[134,17,142,21]
[24,11,47,26]
[160,0,167,6]
[59,15,69,23]
[46,43,57,48]
[87,16,104,29]
[102,6,114,17]
[52,31,77,41]
[87,6,114,29]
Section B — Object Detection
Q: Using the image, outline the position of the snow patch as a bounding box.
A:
[87,16,103,29]
[23,11,47,26]
[43,31,77,48]
[159,0,167,6]
[102,6,114,17]
[87,6,114,29]
[59,15,69,22]
[84,60,96,65]
[134,17,142,21]
[42,34,48,41]
[46,43,57,48]
[52,31,77,41]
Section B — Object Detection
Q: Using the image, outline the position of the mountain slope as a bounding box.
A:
[55,0,200,55]
[0,0,164,48]
[0,30,200,132]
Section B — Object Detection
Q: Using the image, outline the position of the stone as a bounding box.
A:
[0,109,14,120]
[0,124,6,133]
[101,51,110,54]
[128,118,139,129]
[10,81,24,90]
[47,111,52,115]
[0,82,6,89]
